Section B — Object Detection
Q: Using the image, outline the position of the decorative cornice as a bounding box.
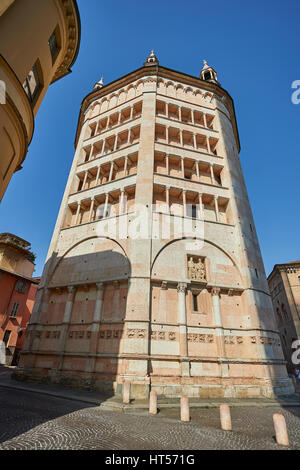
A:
[0,53,34,168]
[268,261,300,280]
[51,0,81,84]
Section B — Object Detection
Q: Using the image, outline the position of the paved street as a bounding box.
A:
[0,386,300,450]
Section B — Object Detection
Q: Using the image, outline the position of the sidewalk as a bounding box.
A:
[0,367,299,412]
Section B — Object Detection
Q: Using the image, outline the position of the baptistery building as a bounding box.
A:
[16,52,294,399]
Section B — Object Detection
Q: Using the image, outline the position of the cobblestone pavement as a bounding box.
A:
[0,386,299,450]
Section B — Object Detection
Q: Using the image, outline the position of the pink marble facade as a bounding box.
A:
[16,59,294,399]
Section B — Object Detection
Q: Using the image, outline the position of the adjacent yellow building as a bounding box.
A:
[0,0,81,201]
[268,261,300,373]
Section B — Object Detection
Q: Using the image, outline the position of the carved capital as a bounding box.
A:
[43,288,50,299]
[161,281,168,290]
[211,287,221,297]
[96,282,104,291]
[177,282,187,294]
[67,286,76,294]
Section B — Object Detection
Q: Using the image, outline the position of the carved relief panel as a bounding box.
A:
[187,256,206,282]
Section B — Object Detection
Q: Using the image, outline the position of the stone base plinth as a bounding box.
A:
[13,367,295,400]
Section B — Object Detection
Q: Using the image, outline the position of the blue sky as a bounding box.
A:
[0,0,299,277]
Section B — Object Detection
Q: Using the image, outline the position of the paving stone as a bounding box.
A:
[0,387,299,450]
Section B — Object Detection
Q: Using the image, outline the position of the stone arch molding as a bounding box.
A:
[86,76,218,120]
[48,236,131,287]
[86,79,148,119]
[151,237,243,287]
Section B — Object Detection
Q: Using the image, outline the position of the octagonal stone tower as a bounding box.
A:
[16,53,294,399]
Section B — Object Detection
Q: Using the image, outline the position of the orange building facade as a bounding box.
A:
[0,233,39,365]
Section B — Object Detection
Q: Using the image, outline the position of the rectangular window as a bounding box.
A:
[186,204,197,219]
[3,330,11,346]
[48,27,61,64]
[15,280,27,294]
[193,294,198,311]
[10,302,19,318]
[23,63,40,104]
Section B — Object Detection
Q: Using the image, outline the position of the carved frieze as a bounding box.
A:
[187,333,214,343]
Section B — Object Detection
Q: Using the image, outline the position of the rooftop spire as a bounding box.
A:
[144,49,159,66]
[93,76,104,91]
[200,60,220,85]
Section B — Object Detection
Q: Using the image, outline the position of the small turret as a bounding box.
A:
[144,50,159,66]
[93,76,104,91]
[200,60,220,85]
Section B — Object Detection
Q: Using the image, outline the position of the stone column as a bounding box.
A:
[103,193,109,218]
[165,154,169,175]
[210,164,214,184]
[82,171,88,189]
[26,288,50,353]
[214,196,219,222]
[159,281,168,323]
[177,282,189,376]
[123,156,128,177]
[206,136,211,154]
[179,130,183,147]
[93,282,105,324]
[88,197,95,222]
[198,193,203,219]
[195,161,200,180]
[211,287,227,376]
[88,144,94,160]
[193,133,197,149]
[177,283,187,355]
[119,188,125,215]
[74,201,81,225]
[111,281,120,320]
[165,186,170,213]
[203,114,207,128]
[109,161,114,181]
[191,110,194,125]
[111,132,116,151]
[95,164,101,186]
[86,283,104,374]
[181,157,185,178]
[182,190,187,217]
[57,286,76,371]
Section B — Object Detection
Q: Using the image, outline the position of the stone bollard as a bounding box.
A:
[220,404,232,431]
[149,390,158,415]
[273,413,289,447]
[180,396,190,422]
[122,381,130,404]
